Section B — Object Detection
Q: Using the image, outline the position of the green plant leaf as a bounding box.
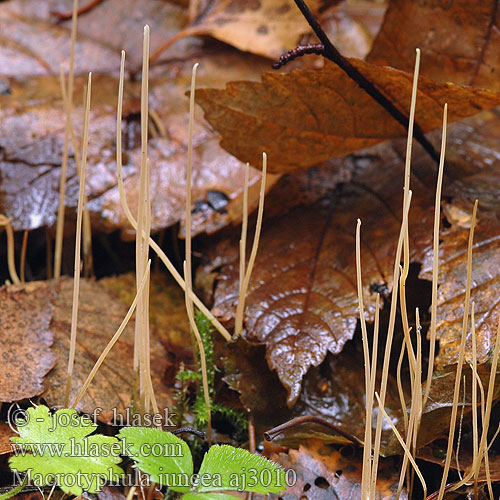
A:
[197,445,286,494]
[118,426,192,492]
[9,405,123,496]
[182,493,241,500]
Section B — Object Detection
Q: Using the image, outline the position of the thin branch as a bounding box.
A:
[291,0,440,164]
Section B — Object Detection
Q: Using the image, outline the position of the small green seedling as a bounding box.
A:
[9,405,123,496]
[118,426,287,499]
[6,406,287,500]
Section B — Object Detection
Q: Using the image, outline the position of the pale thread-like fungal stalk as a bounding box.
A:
[436,200,477,500]
[20,230,28,282]
[234,152,267,338]
[375,393,427,499]
[59,66,94,277]
[448,316,500,493]
[240,163,250,295]
[370,191,412,500]
[355,219,373,500]
[115,50,231,342]
[54,0,79,279]
[64,72,92,408]
[396,309,423,499]
[400,49,421,383]
[0,215,20,284]
[371,51,420,497]
[470,302,479,497]
[183,62,212,444]
[133,26,158,415]
[423,103,448,408]
[396,334,409,438]
[71,260,151,408]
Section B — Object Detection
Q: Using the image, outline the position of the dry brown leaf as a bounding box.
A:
[0,282,57,402]
[262,439,407,499]
[197,141,436,405]
[154,0,322,61]
[367,0,500,91]
[42,277,173,423]
[0,51,269,236]
[195,58,500,173]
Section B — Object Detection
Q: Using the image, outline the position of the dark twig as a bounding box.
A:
[172,426,205,439]
[51,0,105,19]
[264,416,363,446]
[272,44,325,69]
[290,0,440,164]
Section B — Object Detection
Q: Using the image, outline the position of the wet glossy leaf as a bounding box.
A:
[0,52,269,236]
[195,58,500,173]
[368,0,500,91]
[198,141,436,405]
[0,282,57,402]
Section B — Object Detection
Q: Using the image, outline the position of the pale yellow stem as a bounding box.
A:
[64,72,91,408]
[0,215,20,284]
[234,153,267,338]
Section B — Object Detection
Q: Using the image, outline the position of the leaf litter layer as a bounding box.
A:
[0,277,179,423]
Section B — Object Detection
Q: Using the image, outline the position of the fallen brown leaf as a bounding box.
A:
[263,439,407,499]
[367,0,500,91]
[197,140,436,405]
[0,422,14,455]
[42,277,173,423]
[152,0,322,62]
[0,51,269,236]
[195,58,500,173]
[0,281,57,402]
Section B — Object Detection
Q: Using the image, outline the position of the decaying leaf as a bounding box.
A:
[200,105,500,405]
[195,58,500,173]
[0,52,269,236]
[368,0,500,91]
[418,109,500,368]
[155,0,322,61]
[0,277,176,422]
[262,439,407,499]
[220,339,291,438]
[0,421,14,455]
[42,277,173,423]
[198,141,436,405]
[0,281,57,402]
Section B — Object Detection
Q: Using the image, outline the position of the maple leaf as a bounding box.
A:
[9,405,124,496]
